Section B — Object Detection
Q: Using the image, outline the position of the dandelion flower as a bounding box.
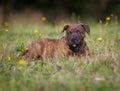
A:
[109,43,113,47]
[4,21,9,26]
[7,56,11,61]
[5,29,9,32]
[25,48,28,51]
[97,37,103,41]
[41,17,46,22]
[19,59,25,65]
[34,29,39,33]
[39,33,42,37]
[106,17,110,21]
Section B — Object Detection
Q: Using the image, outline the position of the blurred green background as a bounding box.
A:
[0,0,120,24]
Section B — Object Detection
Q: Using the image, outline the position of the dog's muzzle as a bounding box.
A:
[66,33,84,52]
[69,35,82,46]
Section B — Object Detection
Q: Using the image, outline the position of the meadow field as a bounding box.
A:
[0,16,120,91]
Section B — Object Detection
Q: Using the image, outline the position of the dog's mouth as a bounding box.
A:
[72,44,77,47]
[70,40,83,47]
[65,36,84,52]
[69,44,81,52]
[68,38,85,52]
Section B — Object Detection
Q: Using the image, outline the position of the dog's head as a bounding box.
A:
[62,23,90,52]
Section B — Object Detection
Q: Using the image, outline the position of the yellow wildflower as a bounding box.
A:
[25,48,28,51]
[109,43,113,47]
[4,21,9,26]
[7,56,11,61]
[41,17,46,22]
[34,29,39,33]
[97,37,103,41]
[106,17,110,21]
[19,59,25,65]
[5,29,9,32]
[39,33,42,37]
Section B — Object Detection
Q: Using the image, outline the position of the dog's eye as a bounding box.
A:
[67,31,72,35]
[76,30,82,34]
[76,30,83,34]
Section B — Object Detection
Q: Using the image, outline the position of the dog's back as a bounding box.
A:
[21,37,72,59]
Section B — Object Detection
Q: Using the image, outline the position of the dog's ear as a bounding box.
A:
[81,23,90,35]
[62,25,69,33]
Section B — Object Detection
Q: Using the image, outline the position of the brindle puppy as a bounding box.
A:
[21,23,90,59]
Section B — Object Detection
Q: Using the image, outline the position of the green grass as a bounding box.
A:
[0,20,120,91]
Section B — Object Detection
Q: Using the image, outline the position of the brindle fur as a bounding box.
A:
[21,23,90,59]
